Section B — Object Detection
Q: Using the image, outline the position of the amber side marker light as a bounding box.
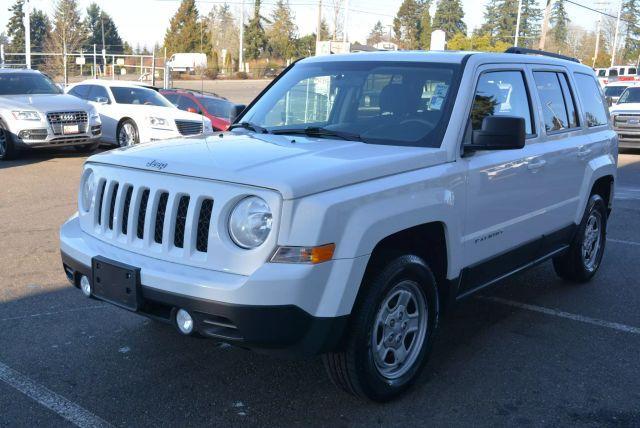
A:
[270,243,336,264]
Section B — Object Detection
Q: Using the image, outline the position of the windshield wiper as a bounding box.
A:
[272,126,362,141]
[228,121,270,134]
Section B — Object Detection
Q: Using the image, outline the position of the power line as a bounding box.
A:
[565,0,634,26]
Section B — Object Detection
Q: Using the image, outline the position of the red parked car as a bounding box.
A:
[160,89,236,131]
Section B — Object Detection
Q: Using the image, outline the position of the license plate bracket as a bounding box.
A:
[91,256,141,311]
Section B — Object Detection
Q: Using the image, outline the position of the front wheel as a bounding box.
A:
[117,119,139,147]
[553,194,607,282]
[323,254,439,402]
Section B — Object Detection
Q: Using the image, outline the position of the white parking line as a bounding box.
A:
[0,362,112,427]
[480,296,640,335]
[607,237,640,247]
[0,305,107,322]
[615,186,640,200]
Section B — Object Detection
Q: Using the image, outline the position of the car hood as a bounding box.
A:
[0,94,91,112]
[610,102,640,113]
[87,132,447,199]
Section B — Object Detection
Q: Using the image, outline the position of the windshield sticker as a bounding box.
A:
[433,83,449,98]
[430,96,444,110]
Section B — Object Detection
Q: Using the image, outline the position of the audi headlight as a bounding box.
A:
[146,116,172,130]
[80,169,96,212]
[228,196,273,249]
[12,110,40,121]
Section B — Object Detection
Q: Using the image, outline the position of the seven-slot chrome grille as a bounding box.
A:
[80,165,281,276]
[175,120,203,135]
[47,111,88,135]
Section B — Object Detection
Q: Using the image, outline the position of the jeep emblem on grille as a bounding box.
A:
[146,160,168,171]
[60,113,75,121]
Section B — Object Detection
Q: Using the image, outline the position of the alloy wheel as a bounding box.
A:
[582,211,602,272]
[118,123,137,147]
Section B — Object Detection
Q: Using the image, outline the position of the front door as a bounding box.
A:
[460,66,546,294]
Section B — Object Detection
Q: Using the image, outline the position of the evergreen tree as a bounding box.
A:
[550,0,570,48]
[295,33,316,57]
[517,0,542,48]
[244,0,267,60]
[432,0,466,41]
[393,0,422,49]
[30,9,51,66]
[319,18,330,40]
[208,5,240,63]
[6,0,26,53]
[84,3,124,55]
[495,0,518,44]
[6,0,51,60]
[478,0,500,37]
[44,0,86,76]
[266,0,297,60]
[366,20,386,45]
[163,0,206,55]
[622,0,640,62]
[419,2,432,49]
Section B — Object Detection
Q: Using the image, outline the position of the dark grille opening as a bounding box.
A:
[174,196,190,248]
[154,192,169,244]
[97,181,107,225]
[175,120,203,136]
[108,183,119,230]
[121,186,133,235]
[196,199,214,252]
[137,189,150,239]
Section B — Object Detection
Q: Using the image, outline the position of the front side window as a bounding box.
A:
[88,85,110,103]
[111,86,173,107]
[69,85,90,100]
[470,70,533,135]
[0,72,61,95]
[240,61,461,147]
[574,73,608,127]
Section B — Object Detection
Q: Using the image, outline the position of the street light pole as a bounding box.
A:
[24,0,31,68]
[611,0,623,67]
[239,0,244,72]
[514,0,523,47]
[342,0,350,43]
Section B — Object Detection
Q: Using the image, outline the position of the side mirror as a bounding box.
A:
[230,104,246,123]
[95,96,109,104]
[468,116,525,151]
[606,96,613,106]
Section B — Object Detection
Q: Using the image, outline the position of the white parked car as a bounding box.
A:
[60,49,617,401]
[609,85,640,149]
[603,81,638,105]
[66,80,213,146]
[0,69,101,160]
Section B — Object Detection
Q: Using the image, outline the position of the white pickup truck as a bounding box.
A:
[60,48,617,401]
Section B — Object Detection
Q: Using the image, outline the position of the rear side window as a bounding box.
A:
[574,73,608,127]
[69,85,90,99]
[533,71,579,132]
[471,70,533,135]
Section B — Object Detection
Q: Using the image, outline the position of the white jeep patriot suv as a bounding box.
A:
[60,48,617,401]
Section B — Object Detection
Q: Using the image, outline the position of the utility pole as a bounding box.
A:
[93,44,97,78]
[611,0,623,67]
[101,16,106,76]
[24,0,31,68]
[316,0,322,44]
[593,18,601,67]
[514,0,523,47]
[239,0,244,72]
[539,0,553,50]
[342,0,350,43]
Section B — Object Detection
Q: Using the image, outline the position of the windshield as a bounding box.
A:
[239,61,461,147]
[0,72,61,95]
[200,97,233,119]
[617,87,640,103]
[111,86,173,107]
[605,86,629,98]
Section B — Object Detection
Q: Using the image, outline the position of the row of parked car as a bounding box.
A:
[0,68,239,160]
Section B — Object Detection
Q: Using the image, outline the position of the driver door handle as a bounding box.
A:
[527,159,547,171]
[578,146,592,158]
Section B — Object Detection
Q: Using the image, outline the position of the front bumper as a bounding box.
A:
[11,121,102,148]
[60,215,364,356]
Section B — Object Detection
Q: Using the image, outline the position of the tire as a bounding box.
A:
[322,254,439,402]
[553,194,607,283]
[74,142,99,153]
[116,119,139,147]
[0,120,17,160]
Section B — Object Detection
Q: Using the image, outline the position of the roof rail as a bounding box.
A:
[504,47,580,64]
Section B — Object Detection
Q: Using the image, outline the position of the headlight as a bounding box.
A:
[12,110,40,121]
[228,196,273,249]
[81,169,96,212]
[146,116,172,130]
[90,110,100,121]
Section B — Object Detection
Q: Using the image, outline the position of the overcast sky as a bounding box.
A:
[0,0,607,51]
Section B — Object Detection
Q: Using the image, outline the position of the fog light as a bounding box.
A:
[176,309,194,335]
[80,275,92,297]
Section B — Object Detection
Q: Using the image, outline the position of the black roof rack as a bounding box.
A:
[504,47,580,64]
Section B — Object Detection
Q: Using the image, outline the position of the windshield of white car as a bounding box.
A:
[239,61,461,148]
[111,86,173,107]
[617,87,640,104]
[604,86,628,98]
[0,73,62,95]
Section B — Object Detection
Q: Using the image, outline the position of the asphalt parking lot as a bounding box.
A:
[1,109,639,424]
